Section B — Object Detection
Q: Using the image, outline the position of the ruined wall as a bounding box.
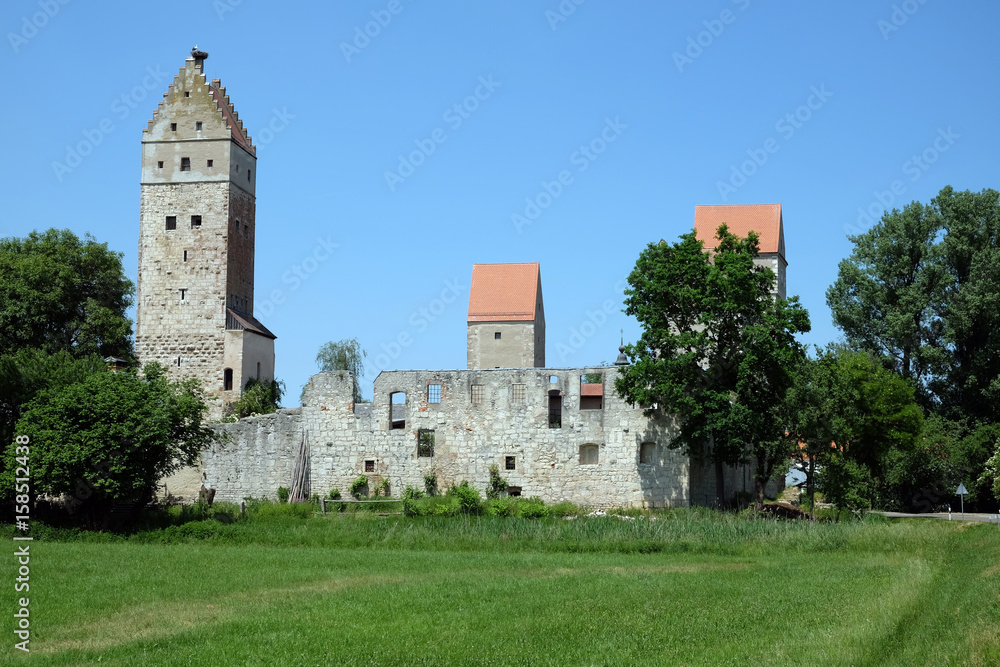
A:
[204,367,693,509]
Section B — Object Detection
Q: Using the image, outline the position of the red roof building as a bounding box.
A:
[693,203,787,299]
[467,263,545,368]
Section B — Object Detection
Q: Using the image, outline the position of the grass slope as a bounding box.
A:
[3,512,997,666]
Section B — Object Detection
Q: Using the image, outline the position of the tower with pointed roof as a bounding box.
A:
[693,203,787,299]
[136,48,275,419]
[467,263,545,368]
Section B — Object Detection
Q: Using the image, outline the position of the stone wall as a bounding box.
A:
[467,322,541,369]
[204,367,698,509]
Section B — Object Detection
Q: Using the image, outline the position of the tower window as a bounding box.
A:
[505,456,516,471]
[195,121,202,131]
[256,362,261,380]
[511,383,526,404]
[427,384,441,404]
[224,368,233,391]
[165,216,176,230]
[184,91,190,97]
[176,356,181,367]
[183,250,188,262]
[206,159,213,167]
[494,332,501,339]
[190,215,202,228]
[157,161,164,168]
[171,123,177,131]
[247,169,251,181]
[180,157,190,171]
[179,289,187,301]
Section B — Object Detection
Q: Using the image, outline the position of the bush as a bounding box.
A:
[350,475,369,499]
[485,497,517,517]
[547,501,581,517]
[517,497,549,519]
[403,485,425,501]
[277,487,290,504]
[327,488,342,500]
[446,481,483,515]
[487,464,509,499]
[424,473,438,497]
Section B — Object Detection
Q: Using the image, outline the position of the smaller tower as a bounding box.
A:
[693,203,787,299]
[467,263,545,369]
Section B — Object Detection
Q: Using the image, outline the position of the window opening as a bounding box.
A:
[512,383,526,404]
[427,384,441,403]
[471,384,484,405]
[389,392,406,429]
[580,373,604,410]
[417,429,435,457]
[183,250,188,262]
[505,456,516,471]
[548,390,562,428]
[190,215,202,228]
[157,160,164,168]
[195,121,202,131]
[165,216,176,230]
[180,157,190,171]
[579,444,599,465]
[223,368,233,391]
[171,123,177,131]
[494,332,501,339]
[640,442,656,465]
[207,159,213,167]
[365,460,375,473]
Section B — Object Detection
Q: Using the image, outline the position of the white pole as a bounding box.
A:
[961,495,964,519]
[948,505,951,520]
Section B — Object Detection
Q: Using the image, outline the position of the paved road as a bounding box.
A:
[879,511,1000,524]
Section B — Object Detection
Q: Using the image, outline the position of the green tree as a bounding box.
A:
[818,453,872,522]
[1,363,216,523]
[978,439,1000,506]
[615,225,810,508]
[316,338,367,403]
[0,229,135,360]
[225,377,285,420]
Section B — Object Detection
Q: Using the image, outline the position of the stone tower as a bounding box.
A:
[693,203,787,299]
[136,47,275,420]
[467,263,545,368]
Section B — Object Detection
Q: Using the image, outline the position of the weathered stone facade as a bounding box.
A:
[466,263,546,368]
[203,366,750,508]
[136,51,274,420]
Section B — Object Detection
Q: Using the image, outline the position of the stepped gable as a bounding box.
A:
[694,203,785,261]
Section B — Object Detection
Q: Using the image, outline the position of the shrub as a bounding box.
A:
[277,486,290,504]
[485,497,517,517]
[424,473,438,497]
[487,464,509,499]
[350,475,369,499]
[517,497,549,519]
[378,477,390,497]
[548,501,581,517]
[327,488,342,500]
[445,481,483,514]
[403,485,425,500]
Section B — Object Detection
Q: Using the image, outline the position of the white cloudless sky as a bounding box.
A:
[2,0,998,401]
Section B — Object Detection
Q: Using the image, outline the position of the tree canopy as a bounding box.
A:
[1,363,217,519]
[615,225,810,507]
[316,338,367,402]
[0,229,135,360]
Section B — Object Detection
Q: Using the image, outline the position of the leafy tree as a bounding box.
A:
[1,363,216,523]
[225,377,285,420]
[818,453,872,522]
[615,225,810,507]
[316,338,367,403]
[0,229,134,360]
[978,439,1000,506]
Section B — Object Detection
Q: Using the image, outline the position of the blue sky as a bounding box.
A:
[2,0,998,402]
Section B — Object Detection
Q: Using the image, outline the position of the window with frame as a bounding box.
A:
[505,456,516,471]
[511,383,526,404]
[195,121,203,131]
[427,384,441,403]
[165,216,177,230]
[471,384,484,405]
[639,442,656,465]
[190,215,202,228]
[180,157,190,171]
[417,429,435,457]
[365,459,375,473]
[579,444,599,465]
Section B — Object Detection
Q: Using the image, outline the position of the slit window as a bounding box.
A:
[180,157,190,171]
[640,442,656,465]
[548,390,562,428]
[247,169,251,181]
[195,121,202,131]
[505,456,516,471]
[190,215,202,228]
[417,429,435,457]
[512,383,526,404]
[183,250,188,262]
[179,288,187,301]
[579,444,599,465]
[165,216,176,230]
[223,368,233,391]
[427,384,441,403]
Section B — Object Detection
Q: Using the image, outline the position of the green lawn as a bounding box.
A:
[4,511,998,666]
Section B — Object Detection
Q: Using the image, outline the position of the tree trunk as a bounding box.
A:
[754,478,765,512]
[714,458,726,509]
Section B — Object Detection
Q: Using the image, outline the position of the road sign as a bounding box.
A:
[956,483,968,495]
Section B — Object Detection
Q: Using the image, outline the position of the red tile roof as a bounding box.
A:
[580,383,604,396]
[210,83,255,157]
[694,204,784,260]
[468,263,541,322]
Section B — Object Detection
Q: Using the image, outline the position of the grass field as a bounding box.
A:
[3,508,998,666]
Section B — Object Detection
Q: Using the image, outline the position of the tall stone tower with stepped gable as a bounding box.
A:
[136,47,275,420]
